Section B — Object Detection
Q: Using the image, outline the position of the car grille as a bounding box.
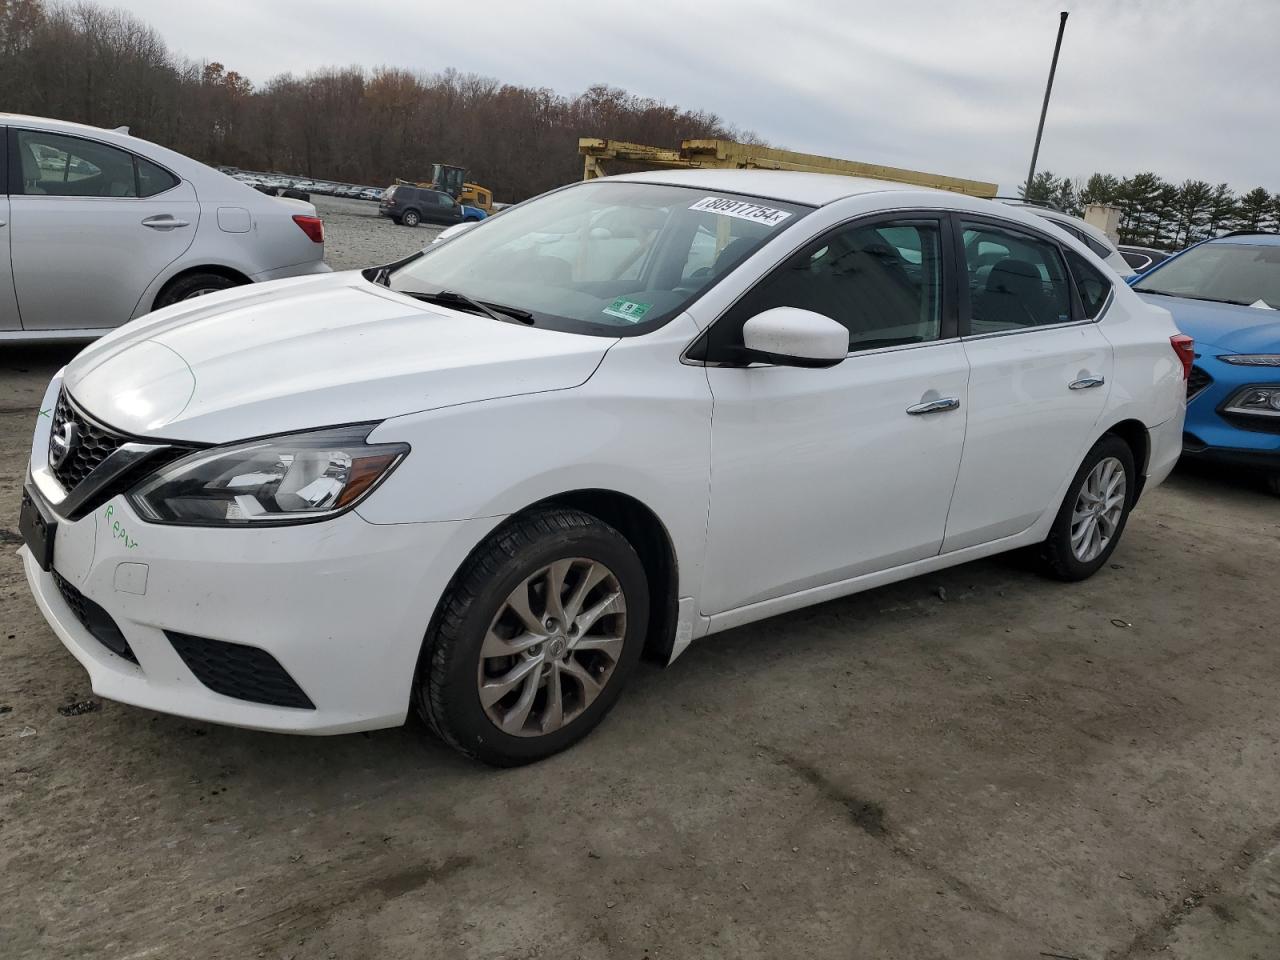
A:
[166,632,315,709]
[51,569,138,663]
[1187,365,1213,402]
[50,389,127,491]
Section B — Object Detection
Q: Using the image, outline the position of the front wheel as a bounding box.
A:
[1037,435,1136,581]
[415,508,648,766]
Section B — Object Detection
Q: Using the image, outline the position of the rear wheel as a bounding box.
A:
[155,272,240,309]
[401,209,421,227]
[1037,435,1136,581]
[415,508,648,766]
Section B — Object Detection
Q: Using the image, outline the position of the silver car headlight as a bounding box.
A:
[129,425,408,526]
[1218,355,1280,367]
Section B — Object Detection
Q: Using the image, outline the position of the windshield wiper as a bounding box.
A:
[401,289,535,324]
[1136,289,1252,306]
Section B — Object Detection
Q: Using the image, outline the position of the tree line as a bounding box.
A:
[0,0,758,201]
[1022,170,1279,250]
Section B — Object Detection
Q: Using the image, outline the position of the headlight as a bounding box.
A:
[1218,355,1280,367]
[129,425,408,526]
[1223,386,1280,417]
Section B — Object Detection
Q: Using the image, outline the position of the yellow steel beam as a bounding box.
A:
[578,136,997,198]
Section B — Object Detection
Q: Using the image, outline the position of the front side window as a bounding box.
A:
[1134,242,1280,309]
[15,130,137,197]
[388,181,811,336]
[701,218,944,358]
[961,221,1074,332]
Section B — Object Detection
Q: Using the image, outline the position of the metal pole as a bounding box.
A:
[1025,11,1069,198]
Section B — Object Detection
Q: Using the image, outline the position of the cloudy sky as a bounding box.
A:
[120,0,1278,193]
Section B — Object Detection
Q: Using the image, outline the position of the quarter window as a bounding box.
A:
[1064,249,1112,319]
[136,156,179,197]
[706,218,944,357]
[961,222,1074,332]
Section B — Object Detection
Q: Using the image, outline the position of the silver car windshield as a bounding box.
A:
[388,181,812,336]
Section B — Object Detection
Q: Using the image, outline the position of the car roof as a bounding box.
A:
[609,168,941,207]
[1207,233,1280,246]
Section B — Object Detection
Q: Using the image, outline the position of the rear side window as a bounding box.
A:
[1065,249,1113,319]
[15,130,136,197]
[961,221,1074,332]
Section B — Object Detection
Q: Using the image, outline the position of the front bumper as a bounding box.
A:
[21,489,500,734]
[1183,354,1280,470]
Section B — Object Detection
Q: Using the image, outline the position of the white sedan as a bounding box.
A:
[19,170,1188,765]
[0,114,330,341]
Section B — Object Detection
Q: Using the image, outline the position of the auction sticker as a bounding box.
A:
[603,297,653,323]
[688,196,792,227]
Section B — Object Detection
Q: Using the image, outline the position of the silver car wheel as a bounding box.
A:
[1070,456,1126,563]
[181,287,223,300]
[477,558,627,738]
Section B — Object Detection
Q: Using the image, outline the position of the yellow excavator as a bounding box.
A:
[402,163,495,216]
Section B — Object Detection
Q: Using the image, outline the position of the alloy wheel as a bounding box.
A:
[477,558,627,737]
[1070,456,1126,563]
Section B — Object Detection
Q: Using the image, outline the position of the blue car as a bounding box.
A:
[1131,232,1280,494]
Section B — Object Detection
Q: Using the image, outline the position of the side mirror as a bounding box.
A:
[431,220,479,245]
[740,307,847,368]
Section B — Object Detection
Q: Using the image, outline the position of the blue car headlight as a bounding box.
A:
[1223,386,1280,417]
[1218,355,1280,367]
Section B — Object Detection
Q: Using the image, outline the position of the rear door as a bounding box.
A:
[7,127,198,330]
[0,126,18,332]
[942,215,1113,552]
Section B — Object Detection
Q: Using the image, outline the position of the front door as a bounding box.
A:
[7,127,198,331]
[699,216,970,615]
[941,217,1113,552]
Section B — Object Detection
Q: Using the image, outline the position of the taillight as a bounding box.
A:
[292,214,324,243]
[1170,334,1194,380]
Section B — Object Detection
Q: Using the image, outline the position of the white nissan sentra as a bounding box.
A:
[19,170,1189,765]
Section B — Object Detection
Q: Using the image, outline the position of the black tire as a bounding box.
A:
[154,272,240,309]
[414,507,649,766]
[1036,435,1136,581]
[1266,474,1280,497]
[401,209,421,227]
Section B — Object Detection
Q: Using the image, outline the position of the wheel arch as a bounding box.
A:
[1101,417,1151,499]
[511,489,680,665]
[151,264,253,312]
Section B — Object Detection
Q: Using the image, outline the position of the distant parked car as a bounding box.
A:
[0,113,330,340]
[461,204,488,221]
[1119,245,1171,274]
[1132,232,1280,494]
[1000,200,1135,278]
[378,184,465,227]
[359,187,382,201]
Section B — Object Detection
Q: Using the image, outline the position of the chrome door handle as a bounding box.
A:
[906,397,961,415]
[141,215,190,230]
[1069,376,1106,390]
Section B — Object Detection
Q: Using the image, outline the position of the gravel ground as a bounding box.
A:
[312,195,445,271]
[2,207,1280,960]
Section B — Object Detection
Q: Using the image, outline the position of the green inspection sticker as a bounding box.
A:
[602,297,653,323]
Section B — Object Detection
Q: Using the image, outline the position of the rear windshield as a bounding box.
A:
[388,181,812,336]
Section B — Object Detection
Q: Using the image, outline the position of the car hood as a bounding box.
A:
[1136,291,1280,354]
[63,272,615,444]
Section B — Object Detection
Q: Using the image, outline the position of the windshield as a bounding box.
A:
[387,181,811,336]
[1135,241,1280,309]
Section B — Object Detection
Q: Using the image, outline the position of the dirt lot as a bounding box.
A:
[2,204,1279,960]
